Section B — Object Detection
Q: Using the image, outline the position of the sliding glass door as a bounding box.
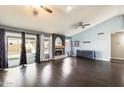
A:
[25,34,36,64]
[6,32,36,67]
[6,32,21,67]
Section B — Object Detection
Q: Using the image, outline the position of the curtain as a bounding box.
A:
[0,28,8,69]
[20,32,27,65]
[35,34,40,63]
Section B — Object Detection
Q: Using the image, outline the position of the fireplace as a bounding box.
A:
[55,49,63,56]
[52,34,65,60]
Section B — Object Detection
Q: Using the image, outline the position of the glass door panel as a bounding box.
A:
[44,37,50,60]
[6,32,21,67]
[25,34,36,64]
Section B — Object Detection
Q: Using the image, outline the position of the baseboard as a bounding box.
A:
[111,57,124,61]
[95,58,110,62]
[54,55,66,60]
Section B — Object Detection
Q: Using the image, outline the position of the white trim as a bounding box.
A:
[111,57,124,60]
[95,58,110,62]
[54,49,64,55]
[54,55,66,60]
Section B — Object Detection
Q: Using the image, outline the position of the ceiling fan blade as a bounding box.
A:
[82,24,90,26]
[40,6,53,13]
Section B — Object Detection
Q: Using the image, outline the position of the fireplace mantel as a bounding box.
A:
[55,46,65,49]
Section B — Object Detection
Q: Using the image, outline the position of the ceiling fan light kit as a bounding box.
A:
[33,8,39,16]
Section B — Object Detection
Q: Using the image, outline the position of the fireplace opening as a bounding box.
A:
[55,49,63,56]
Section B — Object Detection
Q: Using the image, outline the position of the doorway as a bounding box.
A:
[25,34,36,64]
[44,36,50,60]
[65,38,71,57]
[111,32,124,60]
[6,32,21,67]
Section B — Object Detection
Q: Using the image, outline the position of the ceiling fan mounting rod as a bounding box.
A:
[40,6,53,13]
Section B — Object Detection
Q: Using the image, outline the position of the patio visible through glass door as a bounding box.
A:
[44,37,50,60]
[7,32,21,67]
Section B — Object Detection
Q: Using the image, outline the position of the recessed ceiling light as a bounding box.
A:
[66,6,72,12]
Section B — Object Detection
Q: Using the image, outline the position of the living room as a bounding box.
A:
[0,1,124,92]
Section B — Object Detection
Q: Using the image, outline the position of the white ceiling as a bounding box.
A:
[0,5,123,36]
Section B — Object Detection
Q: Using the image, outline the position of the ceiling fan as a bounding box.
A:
[72,22,90,29]
[33,5,53,15]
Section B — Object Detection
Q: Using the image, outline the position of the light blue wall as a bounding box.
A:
[72,15,124,61]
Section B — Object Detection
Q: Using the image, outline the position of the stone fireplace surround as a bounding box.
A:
[52,34,65,60]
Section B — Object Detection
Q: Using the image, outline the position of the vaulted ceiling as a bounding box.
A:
[0,5,124,36]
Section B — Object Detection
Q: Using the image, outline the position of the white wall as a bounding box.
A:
[111,32,124,60]
[72,15,124,61]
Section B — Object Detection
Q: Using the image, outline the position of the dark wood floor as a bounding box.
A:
[0,57,124,87]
